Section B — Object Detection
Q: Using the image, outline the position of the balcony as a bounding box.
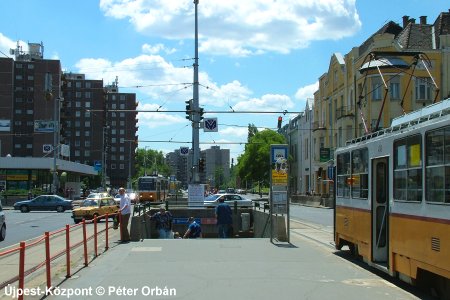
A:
[312,121,326,131]
[336,106,354,120]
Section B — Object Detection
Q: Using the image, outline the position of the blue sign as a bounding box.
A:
[94,161,102,171]
[172,218,201,225]
[327,166,334,181]
[180,147,189,156]
[204,118,218,132]
[270,145,288,164]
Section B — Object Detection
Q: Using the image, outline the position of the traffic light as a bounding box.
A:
[185,99,193,120]
[277,116,282,130]
[199,107,204,121]
[199,158,205,172]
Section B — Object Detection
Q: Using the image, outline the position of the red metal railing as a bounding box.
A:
[0,212,121,300]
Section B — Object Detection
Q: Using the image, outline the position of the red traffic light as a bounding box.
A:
[277,116,282,129]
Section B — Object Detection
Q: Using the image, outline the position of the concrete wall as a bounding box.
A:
[130,207,255,240]
[129,206,288,241]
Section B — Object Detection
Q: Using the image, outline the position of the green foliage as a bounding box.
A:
[237,129,286,186]
[135,148,171,178]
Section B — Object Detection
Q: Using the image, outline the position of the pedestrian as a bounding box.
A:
[183,217,202,239]
[150,206,173,239]
[117,187,131,243]
[215,197,233,238]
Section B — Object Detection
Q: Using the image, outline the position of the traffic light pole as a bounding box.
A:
[191,0,200,184]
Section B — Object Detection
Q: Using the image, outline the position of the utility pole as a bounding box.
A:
[191,0,200,183]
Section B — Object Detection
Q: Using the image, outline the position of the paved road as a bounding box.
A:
[1,211,75,249]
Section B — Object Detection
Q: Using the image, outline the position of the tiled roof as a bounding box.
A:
[359,21,403,55]
[396,22,433,50]
[433,11,450,49]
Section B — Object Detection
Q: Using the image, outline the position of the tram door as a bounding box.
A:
[372,158,388,263]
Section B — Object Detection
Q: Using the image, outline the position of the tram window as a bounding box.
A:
[336,152,350,198]
[426,126,450,204]
[351,148,368,199]
[394,134,422,202]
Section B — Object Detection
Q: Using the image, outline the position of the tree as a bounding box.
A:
[247,123,258,142]
[237,129,286,187]
[135,148,170,178]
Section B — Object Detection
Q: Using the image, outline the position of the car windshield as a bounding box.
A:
[86,193,108,199]
[81,200,99,207]
[204,194,220,202]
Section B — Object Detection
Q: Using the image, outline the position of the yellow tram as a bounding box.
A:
[136,175,169,203]
[334,99,450,296]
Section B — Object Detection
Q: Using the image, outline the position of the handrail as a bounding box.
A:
[0,212,120,299]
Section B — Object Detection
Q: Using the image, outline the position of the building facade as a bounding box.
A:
[0,42,138,193]
[282,11,450,196]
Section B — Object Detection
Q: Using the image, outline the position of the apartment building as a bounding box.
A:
[283,11,450,196]
[0,42,138,192]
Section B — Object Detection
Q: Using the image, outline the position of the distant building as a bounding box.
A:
[166,145,230,188]
[0,42,138,192]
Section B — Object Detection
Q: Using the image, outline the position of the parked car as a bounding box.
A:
[72,192,110,207]
[0,202,6,241]
[204,193,253,208]
[72,197,118,224]
[13,195,73,213]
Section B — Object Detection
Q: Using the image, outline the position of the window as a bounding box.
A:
[120,129,124,135]
[85,131,90,137]
[26,110,33,115]
[85,141,91,147]
[75,111,81,117]
[14,121,21,126]
[394,134,422,202]
[119,164,125,169]
[75,121,80,127]
[415,77,433,101]
[16,63,22,68]
[27,75,34,81]
[120,121,125,126]
[15,75,23,80]
[15,109,22,114]
[390,77,400,100]
[76,92,82,98]
[425,126,450,204]
[85,111,91,118]
[84,121,90,127]
[15,98,23,103]
[28,64,34,69]
[111,104,117,109]
[337,152,351,197]
[26,144,32,149]
[76,82,82,88]
[75,140,80,146]
[85,82,91,88]
[85,102,91,108]
[85,92,91,98]
[111,164,116,170]
[371,77,383,101]
[120,104,125,109]
[85,150,90,157]
[14,144,22,149]
[75,150,80,157]
[351,148,369,199]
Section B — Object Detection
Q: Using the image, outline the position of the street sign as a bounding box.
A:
[271,145,288,163]
[180,147,189,156]
[94,161,102,171]
[203,118,218,132]
[43,144,53,153]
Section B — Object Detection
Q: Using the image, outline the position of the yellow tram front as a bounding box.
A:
[137,176,168,203]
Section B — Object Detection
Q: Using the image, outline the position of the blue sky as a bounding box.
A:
[0,0,447,162]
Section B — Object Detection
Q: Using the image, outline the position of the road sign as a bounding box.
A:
[94,161,102,171]
[270,145,288,163]
[43,144,53,153]
[180,147,189,156]
[203,118,218,132]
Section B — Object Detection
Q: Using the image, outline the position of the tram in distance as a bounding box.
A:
[136,175,169,203]
[334,98,450,296]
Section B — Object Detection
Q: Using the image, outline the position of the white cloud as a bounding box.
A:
[99,0,361,57]
[234,94,294,112]
[142,43,176,55]
[220,126,248,138]
[137,103,186,129]
[295,81,319,101]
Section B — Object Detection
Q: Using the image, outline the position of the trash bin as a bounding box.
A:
[241,213,250,231]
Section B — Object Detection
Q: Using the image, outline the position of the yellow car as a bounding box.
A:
[72,196,118,224]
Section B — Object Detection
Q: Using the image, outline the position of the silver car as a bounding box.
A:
[204,193,253,208]
[0,202,6,241]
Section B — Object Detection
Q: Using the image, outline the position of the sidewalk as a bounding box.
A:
[41,224,421,300]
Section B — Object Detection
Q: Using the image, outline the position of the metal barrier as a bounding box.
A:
[0,212,119,300]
